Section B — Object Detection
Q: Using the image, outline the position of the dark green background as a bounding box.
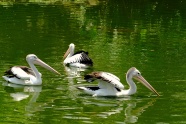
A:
[0,0,186,123]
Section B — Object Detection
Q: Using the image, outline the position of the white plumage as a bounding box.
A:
[63,43,93,68]
[77,67,160,97]
[2,54,60,85]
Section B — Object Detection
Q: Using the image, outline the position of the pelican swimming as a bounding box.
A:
[77,67,159,97]
[63,43,93,68]
[2,54,61,85]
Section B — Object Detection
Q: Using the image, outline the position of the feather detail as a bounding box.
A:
[84,72,124,90]
[64,51,93,66]
[4,66,35,79]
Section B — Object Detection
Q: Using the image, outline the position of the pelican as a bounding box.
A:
[77,67,160,97]
[63,43,93,68]
[2,54,61,85]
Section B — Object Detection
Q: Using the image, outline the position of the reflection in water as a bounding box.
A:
[2,82,43,114]
[63,65,92,84]
[81,97,157,123]
[63,65,157,123]
[63,65,93,99]
[0,0,185,123]
[3,82,42,101]
[64,65,87,78]
[61,85,157,124]
[63,96,156,123]
[0,0,99,6]
[123,98,157,123]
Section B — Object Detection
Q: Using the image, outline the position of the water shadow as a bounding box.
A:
[2,82,43,115]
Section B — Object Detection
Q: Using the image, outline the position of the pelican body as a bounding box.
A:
[2,54,61,85]
[77,67,159,97]
[63,43,93,68]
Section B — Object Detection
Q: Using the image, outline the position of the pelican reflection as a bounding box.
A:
[77,97,157,123]
[64,65,92,78]
[2,82,43,113]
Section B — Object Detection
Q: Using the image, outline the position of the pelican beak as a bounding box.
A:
[63,47,70,59]
[134,75,160,96]
[34,59,61,75]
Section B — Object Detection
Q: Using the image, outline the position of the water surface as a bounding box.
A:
[0,0,186,123]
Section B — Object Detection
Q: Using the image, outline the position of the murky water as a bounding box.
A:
[0,0,186,123]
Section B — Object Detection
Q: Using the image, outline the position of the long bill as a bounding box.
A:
[34,58,61,75]
[63,48,70,59]
[134,75,160,96]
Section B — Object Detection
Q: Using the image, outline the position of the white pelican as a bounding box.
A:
[2,54,61,85]
[77,67,160,97]
[63,43,93,68]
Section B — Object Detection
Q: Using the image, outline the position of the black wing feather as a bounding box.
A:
[73,50,93,66]
[4,66,35,78]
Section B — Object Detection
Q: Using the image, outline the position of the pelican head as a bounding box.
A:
[63,43,75,59]
[26,54,61,75]
[127,67,160,96]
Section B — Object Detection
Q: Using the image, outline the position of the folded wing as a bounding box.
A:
[66,51,93,65]
[4,66,34,80]
[84,72,124,90]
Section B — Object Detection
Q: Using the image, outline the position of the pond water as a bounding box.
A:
[0,0,186,123]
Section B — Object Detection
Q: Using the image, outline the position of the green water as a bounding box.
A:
[0,0,186,123]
